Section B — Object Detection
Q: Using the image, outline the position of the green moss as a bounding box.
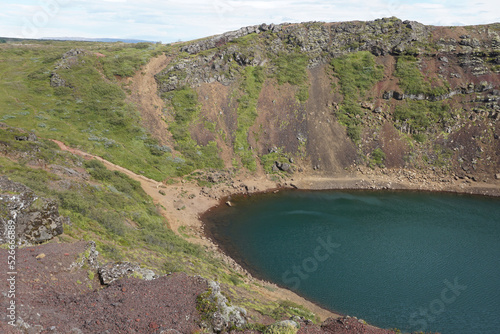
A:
[273,52,310,102]
[264,325,298,334]
[394,56,429,95]
[230,33,261,47]
[274,300,318,323]
[165,86,223,173]
[234,66,266,171]
[395,56,449,97]
[393,100,452,138]
[196,289,218,321]
[274,52,308,86]
[331,51,383,142]
[369,148,386,168]
[260,148,293,174]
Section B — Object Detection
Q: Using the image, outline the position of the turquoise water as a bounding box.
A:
[204,190,500,334]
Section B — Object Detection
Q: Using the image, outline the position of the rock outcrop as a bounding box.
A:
[180,23,282,55]
[199,280,247,332]
[155,18,500,180]
[156,18,433,93]
[98,261,158,284]
[0,176,65,245]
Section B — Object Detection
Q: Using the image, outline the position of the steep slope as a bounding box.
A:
[155,18,500,183]
[126,53,174,147]
[1,18,500,333]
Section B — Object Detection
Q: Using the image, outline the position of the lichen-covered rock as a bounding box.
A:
[266,319,300,333]
[198,280,247,333]
[98,261,158,285]
[70,240,100,270]
[50,72,67,87]
[0,176,65,245]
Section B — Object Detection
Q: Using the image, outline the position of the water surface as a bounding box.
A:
[204,190,500,334]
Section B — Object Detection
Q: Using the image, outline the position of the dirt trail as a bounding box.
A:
[127,53,172,146]
[50,139,203,235]
[51,139,160,186]
[50,138,337,321]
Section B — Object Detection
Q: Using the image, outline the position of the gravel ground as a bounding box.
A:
[0,241,399,333]
[0,241,206,333]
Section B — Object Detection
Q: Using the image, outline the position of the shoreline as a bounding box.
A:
[201,190,350,319]
[45,140,500,323]
[199,176,500,325]
[187,168,500,323]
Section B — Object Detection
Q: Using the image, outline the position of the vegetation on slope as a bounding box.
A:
[0,126,233,280]
[331,51,384,142]
[273,52,310,102]
[0,40,203,181]
[234,66,266,171]
[395,55,449,96]
[393,100,453,142]
[164,86,223,174]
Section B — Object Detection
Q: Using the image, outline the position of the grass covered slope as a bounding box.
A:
[0,125,213,275]
[0,40,200,181]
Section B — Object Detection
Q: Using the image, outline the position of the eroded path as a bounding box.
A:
[127,53,172,146]
[50,139,212,238]
[50,137,337,321]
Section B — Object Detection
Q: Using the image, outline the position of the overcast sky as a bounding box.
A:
[1,0,499,42]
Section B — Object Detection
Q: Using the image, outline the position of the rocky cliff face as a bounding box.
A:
[155,18,500,180]
[157,18,432,92]
[0,176,65,245]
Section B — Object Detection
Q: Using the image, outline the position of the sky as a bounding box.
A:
[0,0,499,43]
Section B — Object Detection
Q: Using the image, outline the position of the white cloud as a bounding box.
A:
[0,0,498,42]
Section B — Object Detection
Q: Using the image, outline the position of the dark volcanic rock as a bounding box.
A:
[156,18,433,94]
[50,72,67,87]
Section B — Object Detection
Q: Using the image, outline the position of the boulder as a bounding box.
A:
[70,241,100,270]
[393,91,404,100]
[280,163,291,172]
[50,72,67,87]
[98,261,158,285]
[15,132,37,141]
[361,101,374,110]
[383,91,393,99]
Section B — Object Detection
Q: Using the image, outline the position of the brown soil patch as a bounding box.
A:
[379,122,409,168]
[253,78,305,156]
[304,65,358,173]
[194,82,237,168]
[127,54,173,147]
